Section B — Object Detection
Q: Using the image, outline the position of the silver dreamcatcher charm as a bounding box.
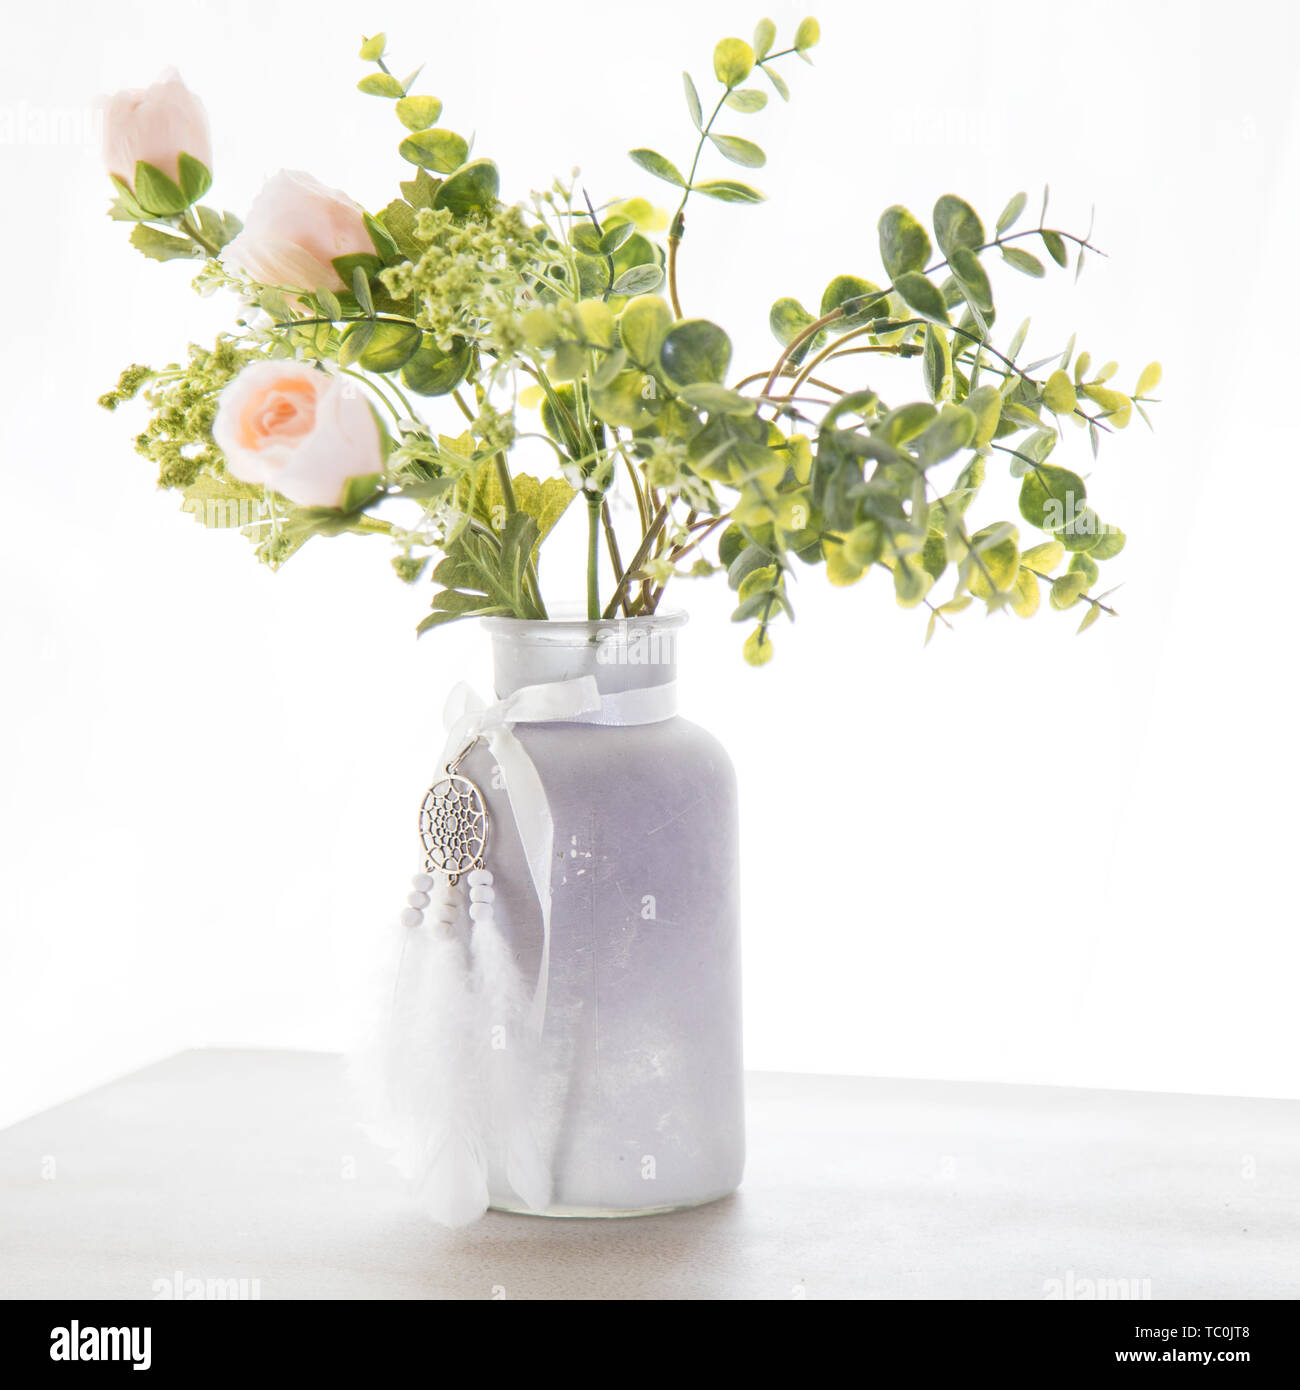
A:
[418,742,489,885]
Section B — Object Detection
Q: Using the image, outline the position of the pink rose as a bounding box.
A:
[222,170,373,293]
[102,68,211,188]
[213,362,385,509]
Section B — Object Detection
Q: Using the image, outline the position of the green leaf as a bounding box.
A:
[333,251,383,290]
[351,265,374,316]
[949,247,993,312]
[611,263,664,296]
[714,38,755,87]
[177,152,211,205]
[599,221,637,254]
[683,71,703,129]
[619,294,672,366]
[996,191,1026,235]
[576,298,616,348]
[1021,540,1065,572]
[358,73,404,98]
[967,384,1002,447]
[917,402,975,465]
[967,523,1020,596]
[679,384,756,415]
[922,324,953,403]
[364,211,400,264]
[1002,246,1045,278]
[395,95,443,131]
[591,370,657,428]
[1010,566,1040,617]
[316,288,342,321]
[399,167,440,210]
[1019,465,1087,532]
[768,297,821,364]
[628,148,686,187]
[399,128,468,173]
[893,559,933,608]
[359,33,387,61]
[820,275,887,328]
[1050,572,1090,609]
[660,318,732,385]
[401,335,471,396]
[933,194,984,259]
[337,320,375,368]
[709,133,766,168]
[743,625,774,665]
[794,17,821,50]
[1042,370,1077,415]
[335,473,384,514]
[878,205,932,281]
[133,160,189,216]
[1080,383,1133,428]
[764,66,790,101]
[693,178,765,203]
[434,159,500,215]
[753,17,776,58]
[1068,552,1099,587]
[1060,510,1103,552]
[1089,526,1126,560]
[1135,361,1162,396]
[571,223,602,255]
[1007,317,1031,361]
[894,271,949,323]
[725,88,768,113]
[1077,603,1102,633]
[346,320,421,372]
[1040,229,1068,267]
[127,223,195,262]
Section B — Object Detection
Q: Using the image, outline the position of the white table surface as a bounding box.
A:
[1,1049,1295,1300]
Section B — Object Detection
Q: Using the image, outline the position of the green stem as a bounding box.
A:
[667,89,730,317]
[586,496,602,620]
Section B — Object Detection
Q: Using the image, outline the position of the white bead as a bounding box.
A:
[469,884,495,904]
[433,903,459,926]
[467,868,494,888]
[411,873,434,892]
[400,907,423,928]
[407,890,430,909]
[468,901,494,923]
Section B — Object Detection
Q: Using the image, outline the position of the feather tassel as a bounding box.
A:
[468,869,553,1212]
[354,877,490,1228]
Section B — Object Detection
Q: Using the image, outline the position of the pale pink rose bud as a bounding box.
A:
[212,361,385,509]
[222,170,374,293]
[101,68,211,188]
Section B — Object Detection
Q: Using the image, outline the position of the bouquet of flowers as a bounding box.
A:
[100,17,1157,661]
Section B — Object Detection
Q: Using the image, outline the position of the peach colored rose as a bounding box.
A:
[101,69,211,188]
[213,362,385,509]
[222,170,373,293]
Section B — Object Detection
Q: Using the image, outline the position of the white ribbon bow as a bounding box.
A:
[437,676,678,1034]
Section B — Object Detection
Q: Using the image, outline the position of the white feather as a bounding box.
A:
[351,879,490,1228]
[471,904,553,1212]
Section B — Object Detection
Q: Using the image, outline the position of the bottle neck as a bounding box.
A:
[484,615,684,699]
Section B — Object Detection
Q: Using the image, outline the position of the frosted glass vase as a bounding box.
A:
[461,613,744,1217]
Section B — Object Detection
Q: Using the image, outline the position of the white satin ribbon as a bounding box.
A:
[438,677,678,1032]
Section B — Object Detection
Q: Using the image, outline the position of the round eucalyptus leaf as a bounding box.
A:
[401,335,471,396]
[933,194,985,259]
[878,206,932,281]
[434,159,500,215]
[619,295,672,366]
[399,128,468,173]
[660,319,732,386]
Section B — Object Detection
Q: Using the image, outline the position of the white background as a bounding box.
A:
[1,0,1296,1128]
